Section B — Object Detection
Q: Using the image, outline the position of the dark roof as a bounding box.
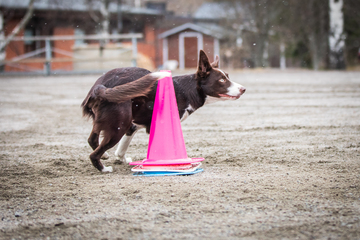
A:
[193,2,243,20]
[0,0,162,15]
[165,0,207,17]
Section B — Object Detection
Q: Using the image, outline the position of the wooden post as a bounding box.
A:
[132,37,137,67]
[162,38,168,67]
[280,42,286,70]
[0,12,5,69]
[45,38,52,75]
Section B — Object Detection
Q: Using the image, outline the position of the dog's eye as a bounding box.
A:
[219,79,225,83]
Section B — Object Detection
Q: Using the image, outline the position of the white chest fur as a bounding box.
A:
[180,104,195,122]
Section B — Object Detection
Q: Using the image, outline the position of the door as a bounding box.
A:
[184,37,198,68]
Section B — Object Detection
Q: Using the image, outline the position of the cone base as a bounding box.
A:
[129,157,204,166]
[133,168,204,176]
[131,162,202,172]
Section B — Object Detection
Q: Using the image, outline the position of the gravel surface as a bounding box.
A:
[0,69,359,239]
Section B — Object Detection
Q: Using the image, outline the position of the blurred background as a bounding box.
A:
[0,0,359,74]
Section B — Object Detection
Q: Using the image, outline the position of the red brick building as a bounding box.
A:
[0,1,226,73]
[1,1,163,73]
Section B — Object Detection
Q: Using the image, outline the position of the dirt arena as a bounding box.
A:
[0,69,359,239]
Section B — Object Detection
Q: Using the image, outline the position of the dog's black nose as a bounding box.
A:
[240,87,246,94]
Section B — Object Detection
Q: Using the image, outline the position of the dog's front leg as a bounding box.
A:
[115,125,144,163]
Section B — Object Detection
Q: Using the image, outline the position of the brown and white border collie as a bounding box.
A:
[82,50,246,172]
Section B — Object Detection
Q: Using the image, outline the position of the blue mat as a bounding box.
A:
[133,168,204,176]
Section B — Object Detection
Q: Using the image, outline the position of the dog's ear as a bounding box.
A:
[197,50,212,77]
[211,55,220,68]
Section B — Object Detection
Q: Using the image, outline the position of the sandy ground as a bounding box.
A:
[0,69,359,239]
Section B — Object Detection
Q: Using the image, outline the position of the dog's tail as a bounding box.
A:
[81,72,170,118]
[94,71,170,103]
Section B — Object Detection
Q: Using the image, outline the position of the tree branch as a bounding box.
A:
[0,0,35,52]
[86,0,100,23]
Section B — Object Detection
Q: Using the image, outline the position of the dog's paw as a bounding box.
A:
[116,155,133,163]
[125,157,133,163]
[102,166,113,173]
[101,152,110,159]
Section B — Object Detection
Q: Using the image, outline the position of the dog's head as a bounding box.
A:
[196,50,246,103]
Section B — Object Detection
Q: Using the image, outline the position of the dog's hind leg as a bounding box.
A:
[89,103,132,172]
[87,126,109,160]
[90,130,125,172]
[88,123,102,154]
[115,124,145,163]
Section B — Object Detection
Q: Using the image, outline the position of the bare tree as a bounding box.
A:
[304,0,329,70]
[215,0,334,70]
[343,0,360,67]
[0,0,36,61]
[86,0,120,54]
[215,0,284,68]
[245,0,284,68]
[87,2,112,33]
[281,0,329,70]
[329,0,345,69]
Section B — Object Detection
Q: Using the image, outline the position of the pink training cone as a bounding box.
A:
[129,70,204,166]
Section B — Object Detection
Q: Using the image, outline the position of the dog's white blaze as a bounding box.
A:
[214,68,244,98]
[151,71,171,79]
[226,81,244,97]
[215,68,230,80]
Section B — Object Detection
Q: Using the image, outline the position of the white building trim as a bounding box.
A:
[162,38,168,65]
[158,22,217,39]
[214,38,219,62]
